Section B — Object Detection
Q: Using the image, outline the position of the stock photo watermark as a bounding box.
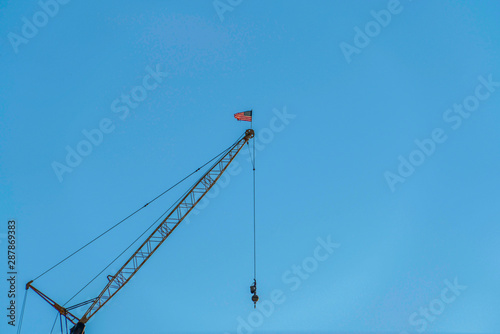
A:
[400,277,466,334]
[7,0,72,54]
[51,64,167,183]
[225,235,340,334]
[385,74,499,192]
[213,0,244,22]
[185,106,296,224]
[339,0,417,64]
[6,220,18,327]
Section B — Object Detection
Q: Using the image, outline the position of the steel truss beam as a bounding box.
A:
[79,129,254,322]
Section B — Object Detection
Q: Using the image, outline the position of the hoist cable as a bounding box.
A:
[253,136,256,281]
[248,119,257,281]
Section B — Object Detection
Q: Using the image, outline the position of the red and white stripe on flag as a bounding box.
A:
[234,110,252,122]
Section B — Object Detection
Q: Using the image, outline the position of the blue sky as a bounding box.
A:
[1,1,500,333]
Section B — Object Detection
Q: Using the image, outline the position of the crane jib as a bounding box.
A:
[27,129,254,333]
[81,129,254,323]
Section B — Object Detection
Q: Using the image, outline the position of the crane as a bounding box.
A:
[24,129,256,334]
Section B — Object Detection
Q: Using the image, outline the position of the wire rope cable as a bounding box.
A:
[63,134,244,306]
[33,138,240,283]
[15,289,28,334]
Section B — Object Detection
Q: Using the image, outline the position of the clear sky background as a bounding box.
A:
[1,1,499,333]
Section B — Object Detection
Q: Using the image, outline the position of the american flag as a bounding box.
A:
[234,110,252,122]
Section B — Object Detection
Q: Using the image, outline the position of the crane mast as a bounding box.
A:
[27,129,254,333]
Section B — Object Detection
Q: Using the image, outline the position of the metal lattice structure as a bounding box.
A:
[27,129,254,329]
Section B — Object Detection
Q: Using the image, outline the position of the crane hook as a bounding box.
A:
[250,279,258,308]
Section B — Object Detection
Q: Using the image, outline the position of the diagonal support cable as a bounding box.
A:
[80,129,254,323]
